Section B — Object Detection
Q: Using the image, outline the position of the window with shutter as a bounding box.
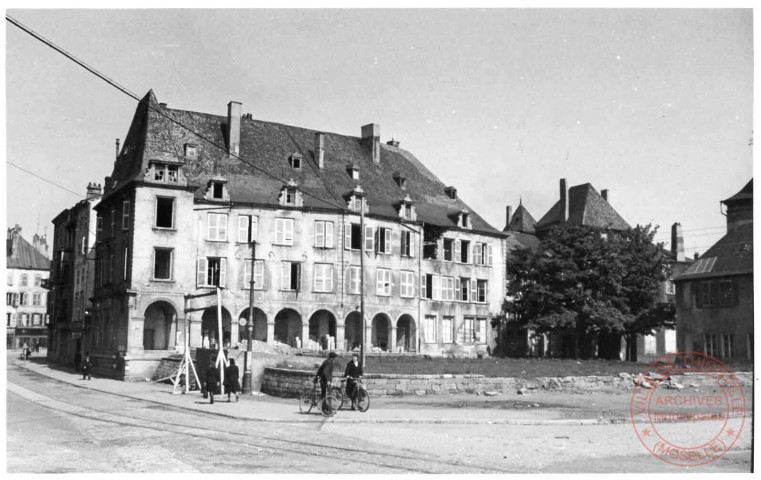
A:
[474,243,483,265]
[432,275,440,300]
[454,240,461,263]
[197,258,208,287]
[315,221,325,248]
[325,222,333,248]
[348,266,361,294]
[275,218,294,246]
[281,262,291,290]
[487,244,493,266]
[238,216,250,243]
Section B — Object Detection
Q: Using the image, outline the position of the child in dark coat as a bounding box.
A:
[224,358,241,402]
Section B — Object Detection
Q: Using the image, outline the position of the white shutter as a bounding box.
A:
[384,228,392,254]
[345,223,352,250]
[238,216,249,243]
[325,265,333,292]
[325,222,334,248]
[401,231,408,256]
[471,279,477,303]
[376,269,383,295]
[433,275,440,300]
[276,219,284,244]
[364,225,374,252]
[208,214,217,240]
[314,265,324,292]
[254,261,264,289]
[219,258,227,287]
[487,244,493,266]
[455,278,461,301]
[474,243,482,265]
[251,216,258,242]
[281,262,290,290]
[315,221,325,248]
[285,219,294,245]
[410,233,415,257]
[391,229,399,254]
[296,264,302,291]
[421,274,427,299]
[197,258,207,287]
[454,240,461,263]
[220,215,228,241]
[244,260,252,285]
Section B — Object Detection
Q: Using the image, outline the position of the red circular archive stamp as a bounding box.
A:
[630,351,746,467]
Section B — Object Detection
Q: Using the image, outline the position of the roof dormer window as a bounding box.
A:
[459,210,471,229]
[205,178,228,201]
[153,163,179,183]
[393,171,407,190]
[185,143,197,159]
[398,194,416,220]
[347,164,360,180]
[279,179,303,207]
[289,153,302,170]
[445,186,457,199]
[346,186,367,213]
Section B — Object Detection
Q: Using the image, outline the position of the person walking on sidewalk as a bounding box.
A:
[205,362,220,405]
[224,358,241,403]
[82,354,92,380]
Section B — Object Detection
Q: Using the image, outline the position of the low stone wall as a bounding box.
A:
[261,367,753,398]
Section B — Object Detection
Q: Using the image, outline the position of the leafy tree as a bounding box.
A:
[502,224,672,360]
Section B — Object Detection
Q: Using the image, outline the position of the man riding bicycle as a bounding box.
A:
[343,353,364,410]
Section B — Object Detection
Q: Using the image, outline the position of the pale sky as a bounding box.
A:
[5,8,754,256]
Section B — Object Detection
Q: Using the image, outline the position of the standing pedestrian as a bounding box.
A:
[82,354,92,380]
[224,358,241,402]
[24,345,31,360]
[205,362,220,405]
[343,353,364,410]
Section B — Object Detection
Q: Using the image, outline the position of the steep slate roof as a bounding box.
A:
[535,183,630,231]
[505,231,541,252]
[106,91,502,236]
[7,232,50,270]
[675,223,753,281]
[722,179,753,205]
[504,203,537,234]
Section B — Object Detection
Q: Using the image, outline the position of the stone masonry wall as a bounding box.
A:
[261,367,753,398]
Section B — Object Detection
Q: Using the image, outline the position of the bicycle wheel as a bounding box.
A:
[320,394,339,417]
[356,388,370,412]
[331,386,345,409]
[299,392,314,414]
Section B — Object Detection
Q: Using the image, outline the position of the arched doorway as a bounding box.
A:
[371,313,391,351]
[344,312,362,351]
[237,308,268,343]
[396,315,416,352]
[274,308,302,347]
[143,301,177,350]
[201,307,233,349]
[308,310,337,350]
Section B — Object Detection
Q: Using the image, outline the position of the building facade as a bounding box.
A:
[47,183,102,365]
[66,91,504,380]
[675,179,753,360]
[6,226,50,349]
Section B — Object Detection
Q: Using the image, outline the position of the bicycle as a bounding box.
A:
[299,380,340,417]
[331,376,370,412]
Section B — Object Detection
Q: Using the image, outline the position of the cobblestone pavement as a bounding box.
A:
[6,352,752,473]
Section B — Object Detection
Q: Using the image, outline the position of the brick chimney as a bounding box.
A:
[86,182,102,200]
[115,138,120,160]
[505,206,513,230]
[601,189,608,202]
[671,223,685,262]
[314,132,325,169]
[7,225,21,257]
[361,123,381,165]
[560,178,568,222]
[227,101,242,156]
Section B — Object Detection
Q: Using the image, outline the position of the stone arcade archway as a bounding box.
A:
[237,307,268,344]
[274,308,302,348]
[344,312,362,351]
[308,310,337,350]
[371,313,392,351]
[201,307,233,349]
[396,314,416,352]
[143,301,177,350]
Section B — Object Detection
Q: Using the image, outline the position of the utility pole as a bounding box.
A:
[359,197,366,369]
[242,236,256,395]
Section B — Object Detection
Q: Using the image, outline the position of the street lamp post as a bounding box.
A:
[242,238,256,394]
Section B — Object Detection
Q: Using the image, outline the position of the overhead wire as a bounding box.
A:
[6,14,346,212]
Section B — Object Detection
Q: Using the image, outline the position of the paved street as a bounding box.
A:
[6,354,752,473]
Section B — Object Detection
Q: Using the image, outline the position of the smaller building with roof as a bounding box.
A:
[674,179,753,360]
